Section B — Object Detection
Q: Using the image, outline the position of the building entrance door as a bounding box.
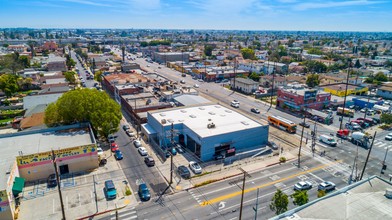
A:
[59,164,69,175]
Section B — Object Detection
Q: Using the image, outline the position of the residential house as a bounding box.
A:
[231,78,258,94]
[46,54,67,72]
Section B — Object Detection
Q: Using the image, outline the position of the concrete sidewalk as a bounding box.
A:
[152,149,297,192]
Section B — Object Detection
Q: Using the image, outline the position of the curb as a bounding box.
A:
[75,204,127,220]
[183,157,296,191]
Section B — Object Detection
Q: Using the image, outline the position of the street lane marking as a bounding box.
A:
[200,160,342,206]
[194,166,297,196]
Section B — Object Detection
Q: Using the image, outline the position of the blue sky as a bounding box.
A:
[0,0,391,31]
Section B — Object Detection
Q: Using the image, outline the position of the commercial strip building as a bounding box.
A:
[0,124,98,219]
[277,88,331,112]
[320,83,368,97]
[152,52,190,64]
[141,104,269,161]
[271,176,392,220]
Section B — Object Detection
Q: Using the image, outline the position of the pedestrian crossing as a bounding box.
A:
[373,140,392,151]
[188,189,203,205]
[110,206,137,220]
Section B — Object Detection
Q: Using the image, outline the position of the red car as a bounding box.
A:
[111,143,119,152]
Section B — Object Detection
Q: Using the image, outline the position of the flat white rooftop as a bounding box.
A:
[150,104,267,138]
[0,126,94,189]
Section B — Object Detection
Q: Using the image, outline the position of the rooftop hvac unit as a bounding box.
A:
[207,123,216,129]
[386,188,392,199]
[161,119,166,124]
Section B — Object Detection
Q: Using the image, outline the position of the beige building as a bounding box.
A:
[0,124,98,220]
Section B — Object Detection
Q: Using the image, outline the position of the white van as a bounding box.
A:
[319,135,337,146]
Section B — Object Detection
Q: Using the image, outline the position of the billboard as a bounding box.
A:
[304,90,317,101]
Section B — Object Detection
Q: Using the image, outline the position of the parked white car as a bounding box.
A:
[138,147,148,156]
[294,181,312,190]
[97,147,104,156]
[189,161,202,174]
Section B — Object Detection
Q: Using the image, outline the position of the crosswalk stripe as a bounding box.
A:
[374,141,384,146]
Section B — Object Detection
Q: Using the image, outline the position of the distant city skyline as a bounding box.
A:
[0,0,391,32]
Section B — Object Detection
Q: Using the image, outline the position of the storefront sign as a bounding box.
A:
[16,144,96,168]
[304,90,317,101]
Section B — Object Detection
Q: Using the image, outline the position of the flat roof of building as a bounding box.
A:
[321,83,363,91]
[150,104,267,138]
[272,176,392,220]
[280,88,329,96]
[104,73,156,85]
[0,125,94,189]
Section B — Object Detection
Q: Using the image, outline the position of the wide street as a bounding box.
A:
[71,50,169,200]
[115,153,350,220]
[126,52,392,183]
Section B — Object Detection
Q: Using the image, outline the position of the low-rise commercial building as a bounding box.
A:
[153,52,190,64]
[231,78,259,94]
[277,88,331,112]
[0,124,98,220]
[142,104,269,161]
[46,55,67,72]
[377,85,392,99]
[321,83,368,97]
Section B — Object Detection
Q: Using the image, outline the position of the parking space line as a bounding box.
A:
[53,199,55,214]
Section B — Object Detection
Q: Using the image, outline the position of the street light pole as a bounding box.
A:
[253,188,260,220]
[339,61,352,130]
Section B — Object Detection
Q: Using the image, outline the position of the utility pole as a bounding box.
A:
[298,116,305,168]
[339,61,352,130]
[360,131,377,180]
[239,168,250,220]
[363,95,371,120]
[51,150,66,220]
[253,188,260,220]
[380,147,389,175]
[269,60,275,111]
[311,119,318,156]
[170,123,174,185]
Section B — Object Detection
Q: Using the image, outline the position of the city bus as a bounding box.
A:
[267,115,297,133]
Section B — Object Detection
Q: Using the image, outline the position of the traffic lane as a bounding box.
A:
[209,166,347,220]
[136,190,215,220]
[114,126,167,196]
[197,158,339,208]
[188,163,300,201]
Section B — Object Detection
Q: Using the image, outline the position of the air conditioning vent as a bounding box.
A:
[207,123,216,129]
[161,119,166,124]
[189,115,196,118]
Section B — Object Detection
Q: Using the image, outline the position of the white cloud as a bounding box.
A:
[294,0,385,11]
[61,0,112,7]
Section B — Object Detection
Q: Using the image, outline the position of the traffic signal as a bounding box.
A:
[382,164,387,170]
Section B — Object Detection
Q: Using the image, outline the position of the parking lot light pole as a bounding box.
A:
[298,116,306,168]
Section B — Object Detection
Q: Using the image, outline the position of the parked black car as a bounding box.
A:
[177,165,191,179]
[47,174,57,188]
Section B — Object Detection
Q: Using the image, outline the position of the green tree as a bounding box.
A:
[307,47,324,55]
[204,45,215,57]
[374,72,388,82]
[354,59,361,68]
[303,60,327,73]
[317,190,326,198]
[65,54,76,70]
[270,189,289,215]
[44,89,121,137]
[18,55,31,68]
[241,48,256,60]
[0,74,20,97]
[380,113,392,124]
[291,190,309,206]
[277,45,288,57]
[249,72,260,82]
[64,71,77,84]
[94,70,103,82]
[306,73,320,88]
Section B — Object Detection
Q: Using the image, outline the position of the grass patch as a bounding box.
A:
[0,118,13,123]
[194,179,219,188]
[190,170,219,179]
[125,186,132,196]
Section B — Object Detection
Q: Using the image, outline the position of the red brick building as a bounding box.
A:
[42,41,58,51]
[277,88,331,112]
